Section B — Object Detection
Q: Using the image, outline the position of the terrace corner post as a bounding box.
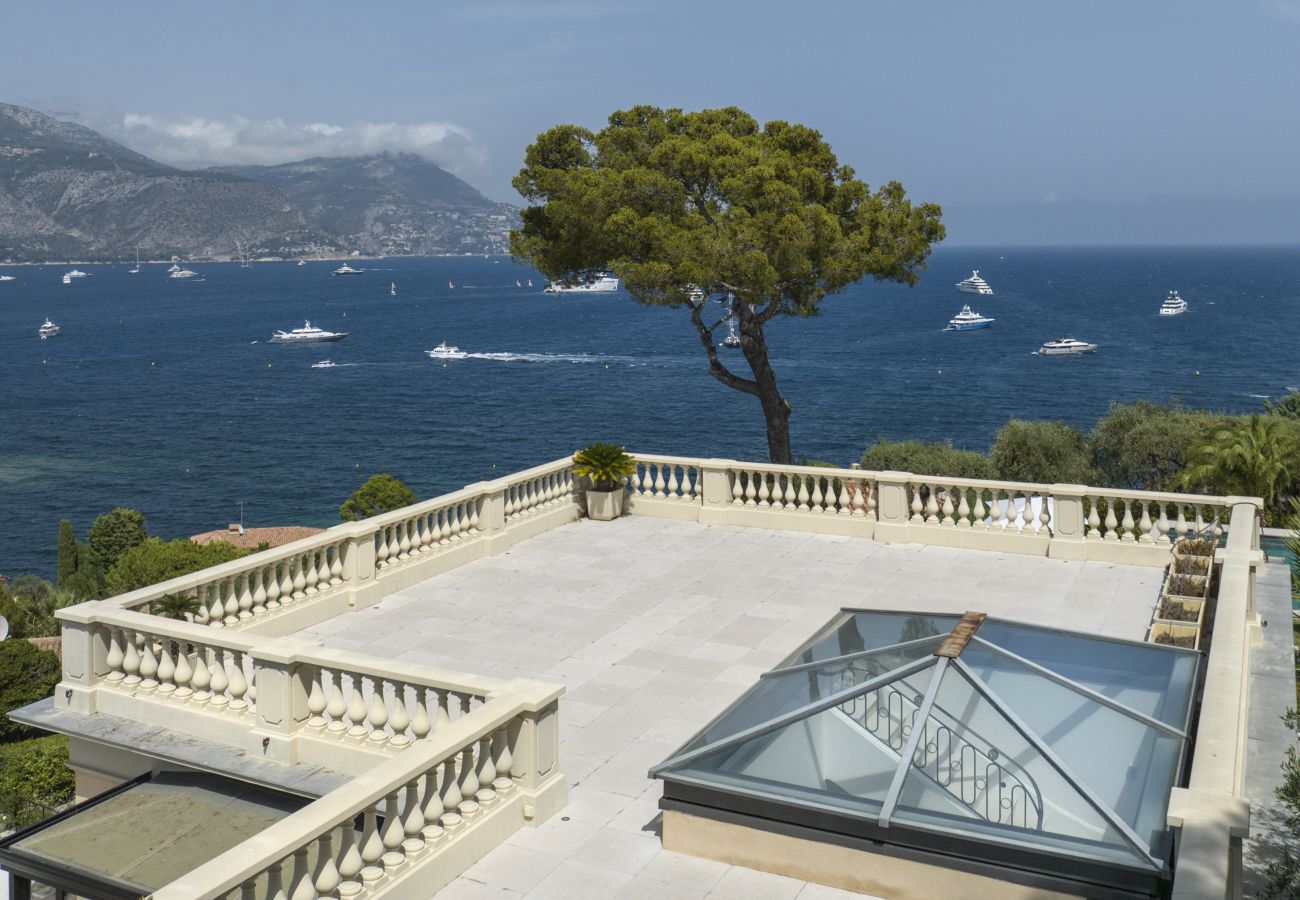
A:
[503,681,567,825]
[697,459,738,525]
[339,520,377,611]
[872,472,914,543]
[248,638,318,764]
[55,603,109,715]
[1046,484,1089,561]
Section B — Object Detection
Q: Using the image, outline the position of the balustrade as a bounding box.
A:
[99,622,255,714]
[503,465,575,524]
[727,464,874,517]
[1082,493,1225,545]
[630,458,701,502]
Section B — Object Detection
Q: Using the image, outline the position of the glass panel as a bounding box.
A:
[670,642,941,757]
[778,611,960,669]
[890,666,1154,870]
[960,642,1182,853]
[666,664,942,818]
[976,621,1197,728]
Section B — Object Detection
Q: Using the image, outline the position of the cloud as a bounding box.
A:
[90,113,482,173]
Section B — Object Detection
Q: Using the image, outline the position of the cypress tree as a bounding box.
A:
[56,519,78,586]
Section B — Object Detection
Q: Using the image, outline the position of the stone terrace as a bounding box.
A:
[296,515,1165,900]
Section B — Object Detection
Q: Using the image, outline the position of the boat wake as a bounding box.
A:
[459,351,630,364]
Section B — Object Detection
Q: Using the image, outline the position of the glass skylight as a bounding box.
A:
[652,610,1199,890]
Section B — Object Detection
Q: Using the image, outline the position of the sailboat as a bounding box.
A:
[390,281,397,296]
[240,253,251,268]
[128,249,141,275]
[448,280,455,289]
[516,279,522,288]
[527,279,533,287]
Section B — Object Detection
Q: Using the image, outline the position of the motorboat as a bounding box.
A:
[167,263,182,273]
[331,264,363,276]
[956,270,993,295]
[721,316,741,348]
[38,318,60,339]
[686,283,705,303]
[1034,337,1098,356]
[311,359,338,369]
[425,342,467,359]
[944,305,995,331]
[270,321,349,343]
[0,274,14,282]
[64,269,88,279]
[169,268,199,279]
[1159,290,1188,316]
[544,273,619,294]
[297,260,307,266]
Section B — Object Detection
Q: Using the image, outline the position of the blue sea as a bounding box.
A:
[1,246,1297,578]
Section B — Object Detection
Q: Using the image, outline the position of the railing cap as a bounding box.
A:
[249,636,325,665]
[1224,496,1264,510]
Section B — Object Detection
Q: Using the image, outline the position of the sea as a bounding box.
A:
[1,246,1297,578]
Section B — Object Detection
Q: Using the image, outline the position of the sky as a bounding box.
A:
[4,0,1298,245]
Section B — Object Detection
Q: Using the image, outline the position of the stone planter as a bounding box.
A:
[585,487,625,521]
[1171,554,1211,578]
[1153,596,1205,629]
[1148,621,1200,650]
[1162,570,1209,604]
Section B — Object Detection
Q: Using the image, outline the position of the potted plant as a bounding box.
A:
[573,443,636,521]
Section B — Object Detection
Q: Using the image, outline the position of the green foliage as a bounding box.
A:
[339,473,418,522]
[573,443,636,492]
[1259,707,1300,898]
[12,586,80,639]
[88,507,147,573]
[510,105,943,464]
[0,640,62,742]
[56,519,78,585]
[1181,414,1300,513]
[0,735,73,830]
[152,592,201,620]
[1267,389,1300,420]
[859,439,993,480]
[1088,400,1228,491]
[104,537,247,596]
[989,419,1094,485]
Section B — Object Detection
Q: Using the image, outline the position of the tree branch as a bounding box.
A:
[688,300,759,396]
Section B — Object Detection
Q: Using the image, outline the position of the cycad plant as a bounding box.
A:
[1182,415,1300,514]
[153,592,201,621]
[573,443,636,492]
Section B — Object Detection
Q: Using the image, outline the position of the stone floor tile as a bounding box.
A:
[526,859,634,899]
[462,844,565,894]
[711,865,805,900]
[614,875,708,899]
[638,849,729,892]
[796,882,887,899]
[568,825,663,874]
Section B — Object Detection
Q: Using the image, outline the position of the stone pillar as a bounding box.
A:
[55,603,110,715]
[504,682,567,826]
[697,459,735,525]
[872,472,912,543]
[1047,485,1089,561]
[338,522,378,611]
[248,639,318,764]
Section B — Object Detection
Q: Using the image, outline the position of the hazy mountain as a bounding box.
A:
[214,154,516,256]
[0,103,324,262]
[0,103,517,262]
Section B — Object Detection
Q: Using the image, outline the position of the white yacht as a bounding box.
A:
[129,250,141,275]
[390,281,397,296]
[544,273,619,294]
[311,359,338,369]
[270,321,349,343]
[167,263,182,274]
[686,284,706,303]
[426,342,467,359]
[297,260,307,266]
[944,305,995,331]
[1034,337,1098,356]
[61,274,72,285]
[956,270,994,295]
[64,269,88,279]
[0,274,14,282]
[169,268,199,280]
[331,264,363,276]
[721,317,741,348]
[38,318,60,339]
[1159,290,1188,316]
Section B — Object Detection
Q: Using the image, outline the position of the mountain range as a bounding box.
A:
[0,102,516,262]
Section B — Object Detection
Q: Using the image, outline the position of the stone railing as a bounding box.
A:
[150,682,564,899]
[628,453,1237,566]
[92,458,578,636]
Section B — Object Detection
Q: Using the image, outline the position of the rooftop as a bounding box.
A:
[293,515,1166,899]
[190,524,325,550]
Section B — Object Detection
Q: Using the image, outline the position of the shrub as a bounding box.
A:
[0,736,74,830]
[0,640,61,742]
[339,474,417,522]
[1089,400,1229,491]
[88,507,147,573]
[104,537,247,596]
[573,443,636,491]
[989,420,1093,485]
[859,440,993,480]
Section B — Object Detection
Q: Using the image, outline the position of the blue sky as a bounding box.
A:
[6,0,1298,244]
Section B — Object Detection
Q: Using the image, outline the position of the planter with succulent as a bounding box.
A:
[573,443,636,521]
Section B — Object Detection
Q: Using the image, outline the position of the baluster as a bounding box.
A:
[206,584,225,627]
[1155,502,1171,546]
[307,669,328,730]
[757,471,771,507]
[228,651,249,713]
[730,470,745,505]
[105,627,126,682]
[1136,500,1154,544]
[744,470,758,506]
[850,480,866,517]
[940,486,955,526]
[956,487,972,528]
[438,758,463,833]
[375,528,391,569]
[238,573,254,619]
[279,559,295,604]
[389,682,411,748]
[421,767,445,844]
[380,792,406,871]
[209,651,230,711]
[329,544,345,585]
[1086,496,1102,540]
[312,829,340,898]
[419,514,435,552]
[291,555,307,599]
[475,735,497,804]
[410,686,432,741]
[1039,495,1052,534]
[401,779,426,854]
[972,490,987,529]
[172,646,194,700]
[122,630,142,686]
[1103,497,1120,541]
[633,463,645,496]
[867,482,878,519]
[327,670,348,735]
[223,577,240,625]
[337,820,363,897]
[264,859,285,900]
[156,641,176,696]
[457,745,481,817]
[304,550,321,594]
[924,485,940,524]
[1021,493,1037,532]
[433,688,452,729]
[254,566,271,611]
[189,646,212,703]
[836,480,851,515]
[1115,497,1135,543]
[138,636,159,692]
[398,521,412,560]
[287,845,314,900]
[359,806,384,884]
[1175,504,1189,539]
[493,725,515,793]
[909,485,924,522]
[468,499,481,533]
[813,477,828,512]
[366,677,390,745]
[435,508,450,544]
[346,676,369,740]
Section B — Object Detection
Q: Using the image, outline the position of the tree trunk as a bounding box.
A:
[738,304,793,465]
